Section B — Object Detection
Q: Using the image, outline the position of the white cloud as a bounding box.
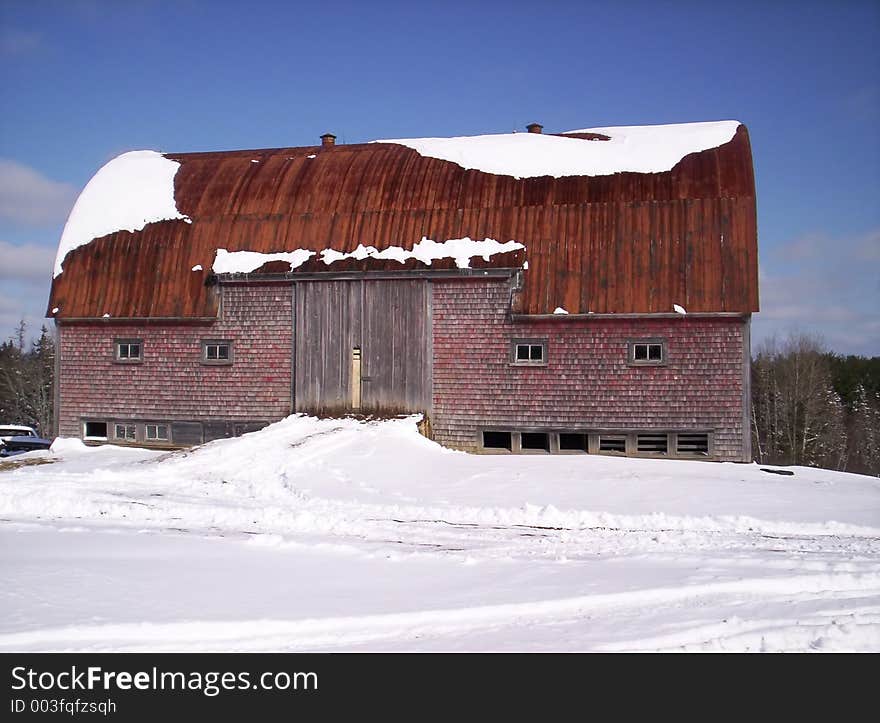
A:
[0,278,51,344]
[0,241,55,342]
[0,240,55,283]
[0,159,77,226]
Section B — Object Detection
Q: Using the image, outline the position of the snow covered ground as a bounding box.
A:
[1,415,878,652]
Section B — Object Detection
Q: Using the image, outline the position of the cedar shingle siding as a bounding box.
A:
[58,285,292,440]
[431,278,747,460]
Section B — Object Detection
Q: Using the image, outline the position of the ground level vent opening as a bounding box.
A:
[482,431,513,450]
[478,429,715,459]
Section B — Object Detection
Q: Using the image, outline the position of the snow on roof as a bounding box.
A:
[212,237,525,274]
[374,121,740,179]
[54,150,191,278]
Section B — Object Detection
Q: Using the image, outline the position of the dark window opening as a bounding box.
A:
[84,421,107,439]
[559,433,588,452]
[206,344,229,360]
[520,432,550,452]
[637,433,668,454]
[512,339,547,365]
[483,431,512,450]
[115,339,142,362]
[677,433,709,456]
[598,435,626,454]
[633,343,663,361]
[202,340,233,364]
[629,340,666,365]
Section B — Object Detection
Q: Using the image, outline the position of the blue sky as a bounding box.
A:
[1,0,878,354]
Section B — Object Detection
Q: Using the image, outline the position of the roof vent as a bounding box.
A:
[526,123,543,134]
[320,133,337,148]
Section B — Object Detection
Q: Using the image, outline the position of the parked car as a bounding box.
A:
[0,425,39,441]
[0,425,53,457]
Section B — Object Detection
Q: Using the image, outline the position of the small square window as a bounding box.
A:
[520,432,550,452]
[114,339,143,363]
[83,421,108,440]
[114,423,136,441]
[202,340,233,365]
[559,433,588,452]
[482,431,512,450]
[512,339,547,366]
[628,340,666,366]
[145,424,169,441]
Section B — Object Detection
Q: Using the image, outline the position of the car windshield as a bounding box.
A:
[0,427,36,437]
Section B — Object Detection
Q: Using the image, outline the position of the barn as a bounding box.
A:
[48,120,758,462]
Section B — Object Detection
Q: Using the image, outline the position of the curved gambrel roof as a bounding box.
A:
[48,122,757,319]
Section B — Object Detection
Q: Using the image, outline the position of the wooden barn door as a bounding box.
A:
[294,279,431,416]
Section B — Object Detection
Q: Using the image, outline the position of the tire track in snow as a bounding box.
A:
[598,607,880,652]
[2,572,878,652]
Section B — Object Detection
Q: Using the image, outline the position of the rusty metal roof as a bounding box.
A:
[48,124,757,319]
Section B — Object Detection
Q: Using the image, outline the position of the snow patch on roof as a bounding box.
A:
[374,121,740,179]
[54,151,191,277]
[212,237,525,274]
[213,249,316,274]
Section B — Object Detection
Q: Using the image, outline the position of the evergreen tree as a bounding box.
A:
[0,320,56,437]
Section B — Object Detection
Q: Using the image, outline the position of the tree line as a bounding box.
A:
[1,322,878,475]
[751,334,880,476]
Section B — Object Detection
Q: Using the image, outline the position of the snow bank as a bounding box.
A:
[6,415,879,542]
[55,151,191,277]
[3,414,877,654]
[49,438,89,455]
[374,121,740,179]
[212,237,524,274]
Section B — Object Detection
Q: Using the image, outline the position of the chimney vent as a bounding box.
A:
[526,123,543,134]
[320,133,337,147]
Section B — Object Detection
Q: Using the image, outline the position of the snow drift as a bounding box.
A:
[375,121,740,179]
[54,151,191,277]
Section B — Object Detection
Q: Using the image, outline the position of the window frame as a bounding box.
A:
[83,420,108,441]
[627,338,667,367]
[114,338,143,364]
[477,428,715,459]
[201,339,234,366]
[113,423,137,442]
[511,338,548,367]
[145,423,170,442]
